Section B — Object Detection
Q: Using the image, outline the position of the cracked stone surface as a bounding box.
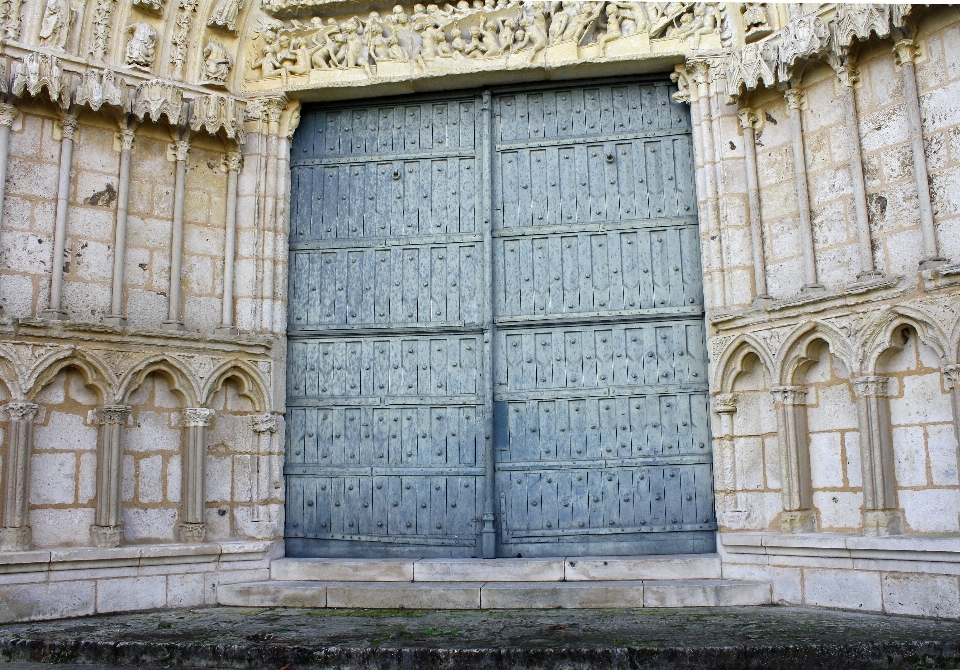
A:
[2,606,960,669]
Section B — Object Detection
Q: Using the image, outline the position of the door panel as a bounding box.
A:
[287,80,714,559]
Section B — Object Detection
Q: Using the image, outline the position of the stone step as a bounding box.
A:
[270,553,722,583]
[218,578,770,609]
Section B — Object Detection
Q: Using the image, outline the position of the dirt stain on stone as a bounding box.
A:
[84,183,117,207]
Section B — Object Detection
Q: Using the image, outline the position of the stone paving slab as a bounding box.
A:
[1,606,960,670]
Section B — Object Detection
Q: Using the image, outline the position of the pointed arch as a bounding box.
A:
[201,359,269,413]
[26,349,113,402]
[862,308,949,374]
[713,333,775,394]
[118,355,200,407]
[776,321,857,385]
[0,344,24,399]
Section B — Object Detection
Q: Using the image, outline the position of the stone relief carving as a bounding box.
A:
[38,0,74,50]
[190,94,245,143]
[125,22,158,69]
[833,3,890,53]
[725,41,774,102]
[132,79,184,125]
[170,0,199,80]
[181,407,215,426]
[131,0,165,13]
[245,1,730,87]
[201,41,233,86]
[741,2,771,41]
[776,13,829,80]
[74,69,127,112]
[87,0,117,61]
[0,0,23,40]
[209,0,243,32]
[11,53,66,105]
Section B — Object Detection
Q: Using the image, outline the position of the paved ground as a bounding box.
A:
[1,606,960,669]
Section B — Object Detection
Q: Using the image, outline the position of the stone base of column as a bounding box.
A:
[179,522,206,544]
[103,315,127,327]
[862,510,903,536]
[216,326,239,337]
[919,257,950,271]
[800,283,825,294]
[0,526,30,551]
[162,320,186,331]
[779,510,818,534]
[41,308,68,321]
[91,524,123,548]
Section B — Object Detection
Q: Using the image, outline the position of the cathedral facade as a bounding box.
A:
[0,0,959,621]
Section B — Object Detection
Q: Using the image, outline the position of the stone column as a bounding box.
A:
[0,104,19,240]
[91,405,131,548]
[942,365,960,500]
[179,407,214,543]
[852,376,903,536]
[43,113,78,320]
[738,106,769,300]
[770,386,817,533]
[163,138,190,331]
[714,394,739,494]
[688,60,725,306]
[259,100,284,332]
[784,88,823,292]
[0,402,39,551]
[835,64,881,281]
[105,128,136,326]
[893,39,948,268]
[251,413,279,522]
[218,151,242,336]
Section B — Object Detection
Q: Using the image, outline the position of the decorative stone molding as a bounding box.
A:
[943,365,960,448]
[92,405,131,548]
[770,386,816,534]
[74,70,127,113]
[190,94,245,144]
[133,80,185,125]
[851,376,902,536]
[1,401,39,552]
[776,14,830,81]
[87,0,117,62]
[11,53,65,105]
[125,22,159,70]
[170,0,200,80]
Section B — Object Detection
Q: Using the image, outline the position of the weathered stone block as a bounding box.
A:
[882,572,960,618]
[804,568,882,611]
[97,576,168,613]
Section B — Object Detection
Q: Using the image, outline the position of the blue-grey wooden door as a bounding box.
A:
[286,79,714,559]
[286,95,488,557]
[490,82,715,556]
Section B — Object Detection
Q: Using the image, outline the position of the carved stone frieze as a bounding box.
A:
[713,393,739,414]
[725,41,774,102]
[253,413,279,433]
[851,375,890,398]
[132,80,184,125]
[74,70,127,113]
[11,53,66,105]
[775,14,829,80]
[753,325,792,358]
[770,385,808,405]
[189,94,245,144]
[125,22,158,69]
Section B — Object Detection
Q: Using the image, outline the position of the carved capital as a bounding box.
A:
[892,39,920,66]
[852,376,890,398]
[0,103,17,127]
[253,413,279,433]
[246,96,287,126]
[834,65,860,89]
[91,524,123,548]
[181,407,214,427]
[686,59,711,86]
[58,114,78,140]
[179,521,206,543]
[713,394,739,415]
[283,102,301,140]
[96,405,131,425]
[224,151,242,172]
[172,139,190,162]
[783,88,805,111]
[770,385,808,405]
[737,107,758,130]
[119,128,136,152]
[2,401,39,421]
[942,364,960,390]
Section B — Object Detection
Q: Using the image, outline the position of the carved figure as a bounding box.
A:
[387,35,408,61]
[74,68,126,112]
[0,0,24,40]
[310,22,341,69]
[202,41,233,85]
[125,22,157,68]
[170,0,199,80]
[514,12,546,63]
[253,30,287,84]
[742,2,768,32]
[498,18,516,52]
[464,25,486,57]
[599,4,622,55]
[617,2,648,35]
[38,0,71,50]
[548,4,570,44]
[480,20,502,56]
[208,0,242,32]
[87,0,114,61]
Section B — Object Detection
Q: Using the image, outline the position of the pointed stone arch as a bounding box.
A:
[201,359,269,413]
[862,309,950,374]
[117,355,200,407]
[25,349,113,403]
[777,321,856,385]
[714,333,776,394]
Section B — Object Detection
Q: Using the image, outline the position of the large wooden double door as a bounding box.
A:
[285,78,715,558]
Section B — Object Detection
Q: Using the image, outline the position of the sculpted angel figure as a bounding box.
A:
[201,41,233,84]
[208,0,242,32]
[125,22,157,68]
[38,0,70,49]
